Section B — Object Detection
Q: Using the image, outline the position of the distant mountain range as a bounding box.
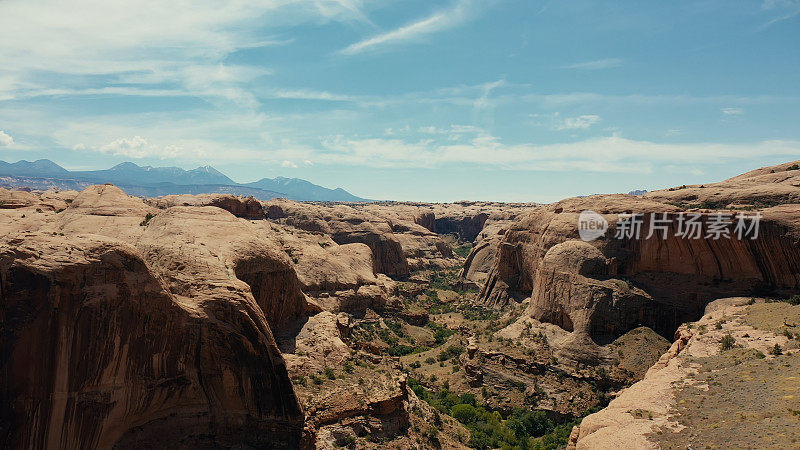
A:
[0,159,368,202]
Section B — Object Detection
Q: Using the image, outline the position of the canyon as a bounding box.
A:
[1,160,799,449]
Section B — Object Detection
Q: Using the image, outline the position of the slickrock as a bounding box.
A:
[265,199,465,277]
[645,159,800,207]
[0,185,309,448]
[37,189,79,212]
[477,191,800,348]
[269,224,399,314]
[461,222,508,285]
[571,297,800,449]
[148,193,265,219]
[265,199,413,277]
[0,188,40,209]
[138,207,307,330]
[0,232,303,449]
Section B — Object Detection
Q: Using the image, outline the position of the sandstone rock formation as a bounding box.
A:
[0,232,303,449]
[0,185,307,448]
[0,188,39,209]
[644,159,800,208]
[460,223,507,286]
[477,185,800,351]
[264,199,464,277]
[571,297,800,449]
[268,223,399,315]
[148,193,265,219]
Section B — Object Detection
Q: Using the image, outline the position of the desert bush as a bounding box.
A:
[720,334,736,351]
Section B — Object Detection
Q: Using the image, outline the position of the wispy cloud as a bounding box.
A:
[721,107,745,116]
[0,0,371,104]
[555,114,601,130]
[562,58,623,70]
[530,112,602,130]
[269,89,355,102]
[760,0,800,28]
[338,0,484,55]
[316,134,800,170]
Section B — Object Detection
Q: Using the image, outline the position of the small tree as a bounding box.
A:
[450,404,477,424]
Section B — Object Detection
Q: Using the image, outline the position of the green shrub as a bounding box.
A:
[388,344,415,357]
[324,367,336,380]
[453,244,473,259]
[139,212,155,226]
[343,361,354,373]
[785,295,800,306]
[451,404,477,424]
[438,345,464,362]
[720,334,736,351]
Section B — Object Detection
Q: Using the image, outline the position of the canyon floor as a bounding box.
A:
[2,160,800,449]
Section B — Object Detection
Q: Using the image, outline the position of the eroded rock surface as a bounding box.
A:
[0,233,303,449]
[0,185,306,449]
[571,297,800,449]
[477,173,800,349]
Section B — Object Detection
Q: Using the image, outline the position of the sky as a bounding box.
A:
[0,0,799,202]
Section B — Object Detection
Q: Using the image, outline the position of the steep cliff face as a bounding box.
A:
[477,194,800,342]
[138,207,307,331]
[0,185,310,449]
[0,233,303,449]
[434,213,489,242]
[460,223,506,285]
[264,199,463,278]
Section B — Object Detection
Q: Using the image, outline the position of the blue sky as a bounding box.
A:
[0,0,798,202]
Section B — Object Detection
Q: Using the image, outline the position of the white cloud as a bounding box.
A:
[281,160,299,168]
[316,134,800,170]
[555,114,601,130]
[760,0,800,28]
[270,89,354,102]
[562,58,623,70]
[99,136,150,158]
[338,0,483,55]
[0,130,13,146]
[0,0,373,104]
[531,112,602,130]
[418,126,439,134]
[417,124,484,135]
[91,136,194,159]
[721,107,744,116]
